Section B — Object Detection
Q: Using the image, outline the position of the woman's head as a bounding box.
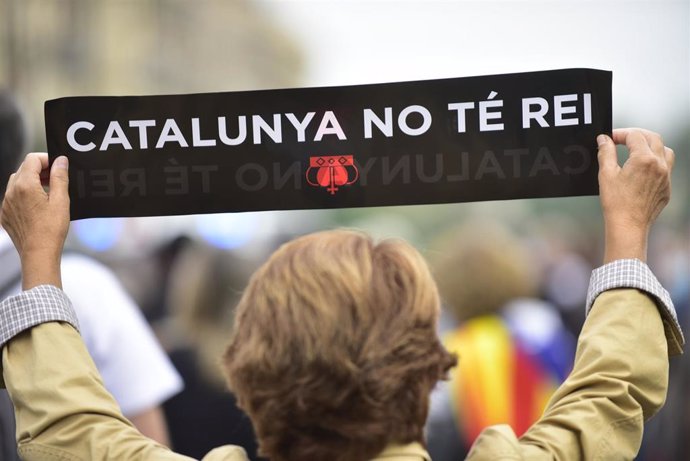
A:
[223,229,456,461]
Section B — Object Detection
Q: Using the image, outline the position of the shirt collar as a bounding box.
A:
[374,442,431,460]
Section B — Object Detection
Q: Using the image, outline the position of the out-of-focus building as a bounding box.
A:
[0,0,303,149]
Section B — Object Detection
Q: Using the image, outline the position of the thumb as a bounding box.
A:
[49,156,70,207]
[596,134,618,173]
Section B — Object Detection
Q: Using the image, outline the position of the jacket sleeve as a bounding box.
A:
[2,321,195,461]
[466,288,670,460]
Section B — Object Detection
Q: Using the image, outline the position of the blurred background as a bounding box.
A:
[1,0,688,460]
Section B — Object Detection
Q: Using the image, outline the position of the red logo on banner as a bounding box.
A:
[306,155,359,195]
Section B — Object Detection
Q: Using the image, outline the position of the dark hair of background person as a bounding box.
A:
[0,90,27,200]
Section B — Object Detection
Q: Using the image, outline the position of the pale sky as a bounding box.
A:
[259,0,689,136]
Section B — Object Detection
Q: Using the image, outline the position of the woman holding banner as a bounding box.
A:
[0,128,683,460]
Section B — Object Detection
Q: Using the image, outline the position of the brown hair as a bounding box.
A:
[223,230,456,461]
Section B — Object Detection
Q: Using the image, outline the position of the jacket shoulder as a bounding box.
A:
[466,425,549,461]
[202,445,250,461]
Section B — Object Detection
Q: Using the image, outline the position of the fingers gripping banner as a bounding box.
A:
[45,68,612,220]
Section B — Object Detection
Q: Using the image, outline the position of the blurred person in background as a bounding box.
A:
[0,90,183,459]
[521,214,598,337]
[425,221,575,460]
[160,241,261,459]
[636,225,690,461]
[0,128,683,460]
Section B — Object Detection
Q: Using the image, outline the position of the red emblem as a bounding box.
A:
[306,155,359,195]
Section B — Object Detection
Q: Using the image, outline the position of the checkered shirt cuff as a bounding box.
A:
[586,259,684,355]
[0,285,79,350]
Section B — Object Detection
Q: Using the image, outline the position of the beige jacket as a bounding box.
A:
[1,288,676,460]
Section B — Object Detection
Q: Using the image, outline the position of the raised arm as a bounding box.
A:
[1,153,69,290]
[0,154,199,460]
[466,129,683,460]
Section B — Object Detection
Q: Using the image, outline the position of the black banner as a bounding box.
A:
[45,68,611,220]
